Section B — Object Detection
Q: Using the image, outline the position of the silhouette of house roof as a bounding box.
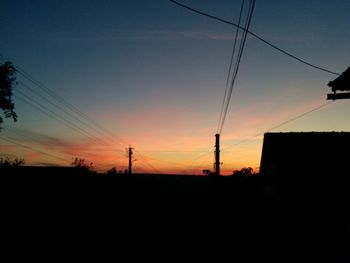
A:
[328,67,350,92]
[259,132,350,177]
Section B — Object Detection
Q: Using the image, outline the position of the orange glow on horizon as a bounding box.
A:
[1,96,336,174]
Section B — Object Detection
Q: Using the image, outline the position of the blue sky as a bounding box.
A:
[1,0,349,173]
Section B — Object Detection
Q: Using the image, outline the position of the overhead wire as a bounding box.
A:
[218,0,256,134]
[265,101,334,132]
[0,56,132,170]
[12,89,126,169]
[0,136,71,164]
[218,100,334,172]
[217,0,245,134]
[17,82,125,154]
[138,153,198,167]
[2,125,125,171]
[19,70,127,147]
[18,81,124,151]
[169,0,340,172]
[1,53,129,172]
[0,53,127,148]
[179,151,213,174]
[10,95,108,169]
[223,100,334,151]
[1,0,341,174]
[133,149,162,174]
[13,89,112,147]
[169,0,340,76]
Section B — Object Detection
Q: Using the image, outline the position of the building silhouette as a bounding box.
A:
[259,132,350,177]
[327,67,350,100]
[328,67,350,92]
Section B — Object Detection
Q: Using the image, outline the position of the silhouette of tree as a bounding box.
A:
[232,167,254,176]
[202,169,211,176]
[0,62,17,130]
[0,157,11,167]
[107,167,117,175]
[71,157,94,172]
[0,157,25,167]
[12,157,25,166]
[202,169,216,176]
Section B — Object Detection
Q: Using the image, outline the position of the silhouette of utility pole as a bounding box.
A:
[214,134,220,176]
[128,146,133,175]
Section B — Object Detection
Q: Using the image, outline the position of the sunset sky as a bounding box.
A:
[1,0,349,174]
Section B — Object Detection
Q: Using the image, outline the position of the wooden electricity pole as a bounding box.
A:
[214,133,220,177]
[128,146,133,175]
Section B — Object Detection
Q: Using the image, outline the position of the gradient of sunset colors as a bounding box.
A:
[1,0,349,174]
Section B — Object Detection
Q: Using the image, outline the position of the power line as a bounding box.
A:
[18,82,124,150]
[13,90,112,147]
[223,100,334,151]
[0,53,127,148]
[214,101,334,172]
[18,70,126,147]
[182,155,213,175]
[133,149,162,174]
[265,101,334,132]
[218,0,256,134]
[169,0,340,76]
[136,150,210,153]
[1,55,158,172]
[0,135,105,170]
[0,136,71,164]
[0,54,131,171]
[2,125,121,170]
[17,82,125,154]
[138,154,192,167]
[179,151,213,174]
[14,93,88,138]
[217,0,245,134]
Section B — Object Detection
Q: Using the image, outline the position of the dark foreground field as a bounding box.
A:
[1,167,349,260]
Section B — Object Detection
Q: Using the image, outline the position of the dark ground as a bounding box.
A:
[0,167,349,261]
